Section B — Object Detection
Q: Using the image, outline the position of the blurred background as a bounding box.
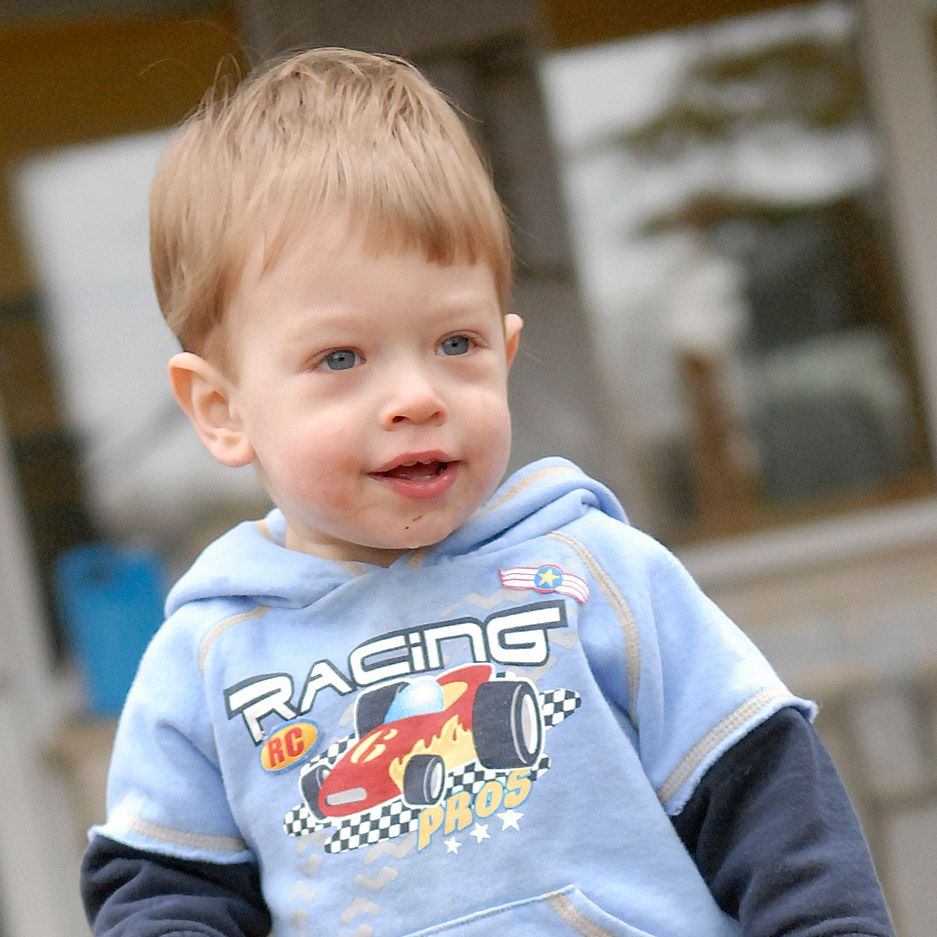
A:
[1,0,936,933]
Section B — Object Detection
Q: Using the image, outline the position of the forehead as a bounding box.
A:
[225,220,501,342]
[238,212,497,304]
[252,196,494,277]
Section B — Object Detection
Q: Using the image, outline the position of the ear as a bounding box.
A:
[168,352,254,468]
[504,313,523,369]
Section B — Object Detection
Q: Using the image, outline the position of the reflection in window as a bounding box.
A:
[542,1,933,541]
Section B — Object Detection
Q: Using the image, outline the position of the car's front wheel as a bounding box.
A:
[299,762,329,820]
[402,754,446,807]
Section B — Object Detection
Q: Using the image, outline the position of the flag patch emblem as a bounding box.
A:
[500,564,589,604]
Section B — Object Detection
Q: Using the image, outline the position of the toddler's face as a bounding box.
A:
[222,224,521,564]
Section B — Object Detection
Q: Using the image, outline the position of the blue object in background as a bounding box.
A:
[55,543,165,717]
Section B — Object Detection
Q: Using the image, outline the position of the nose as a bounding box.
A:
[380,369,447,429]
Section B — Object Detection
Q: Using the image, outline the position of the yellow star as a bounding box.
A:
[536,567,559,588]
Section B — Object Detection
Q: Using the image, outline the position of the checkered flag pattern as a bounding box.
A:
[283,688,581,851]
[323,798,421,853]
[315,733,354,765]
[540,688,581,727]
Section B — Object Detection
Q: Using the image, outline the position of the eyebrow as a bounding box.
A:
[284,292,497,335]
[276,305,368,345]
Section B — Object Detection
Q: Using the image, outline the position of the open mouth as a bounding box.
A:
[376,459,450,481]
[369,455,459,500]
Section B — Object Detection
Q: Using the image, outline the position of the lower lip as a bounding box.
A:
[370,462,459,500]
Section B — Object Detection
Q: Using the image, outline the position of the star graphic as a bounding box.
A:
[498,809,523,831]
[444,836,462,854]
[536,567,560,588]
[469,823,490,843]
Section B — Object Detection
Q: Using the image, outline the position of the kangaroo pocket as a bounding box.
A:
[406,885,656,937]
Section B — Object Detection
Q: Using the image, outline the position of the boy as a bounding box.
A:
[82,47,893,936]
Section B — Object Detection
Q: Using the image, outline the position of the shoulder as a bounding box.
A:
[551,508,686,593]
[140,596,263,684]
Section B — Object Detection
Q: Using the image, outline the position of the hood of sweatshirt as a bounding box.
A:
[165,457,627,616]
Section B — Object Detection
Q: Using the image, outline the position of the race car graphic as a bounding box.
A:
[284,665,581,854]
[300,664,542,819]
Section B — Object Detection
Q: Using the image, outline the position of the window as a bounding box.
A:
[541,0,934,543]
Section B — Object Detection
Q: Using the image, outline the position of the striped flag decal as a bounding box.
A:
[499,564,589,604]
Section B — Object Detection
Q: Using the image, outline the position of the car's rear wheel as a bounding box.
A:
[472,680,543,769]
[355,681,407,737]
[402,754,446,807]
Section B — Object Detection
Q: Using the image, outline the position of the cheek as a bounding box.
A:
[466,394,513,475]
[255,414,359,494]
[293,426,357,483]
[478,392,512,444]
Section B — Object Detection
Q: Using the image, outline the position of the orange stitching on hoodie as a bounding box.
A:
[199,606,269,675]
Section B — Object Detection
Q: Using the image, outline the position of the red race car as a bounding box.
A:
[300,663,542,819]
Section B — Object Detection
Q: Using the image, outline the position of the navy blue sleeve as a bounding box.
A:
[81,835,271,937]
[672,706,894,937]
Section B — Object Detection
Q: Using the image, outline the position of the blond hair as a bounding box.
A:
[150,47,513,366]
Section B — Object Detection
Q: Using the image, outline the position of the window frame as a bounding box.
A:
[681,0,937,585]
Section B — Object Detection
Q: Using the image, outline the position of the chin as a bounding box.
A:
[390,533,444,552]
[387,519,459,551]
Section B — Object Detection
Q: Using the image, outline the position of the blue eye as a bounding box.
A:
[440,335,472,356]
[322,349,359,371]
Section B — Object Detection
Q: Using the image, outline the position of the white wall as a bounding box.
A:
[0,412,88,936]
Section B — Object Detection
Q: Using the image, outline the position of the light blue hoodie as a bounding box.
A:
[94,458,811,937]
